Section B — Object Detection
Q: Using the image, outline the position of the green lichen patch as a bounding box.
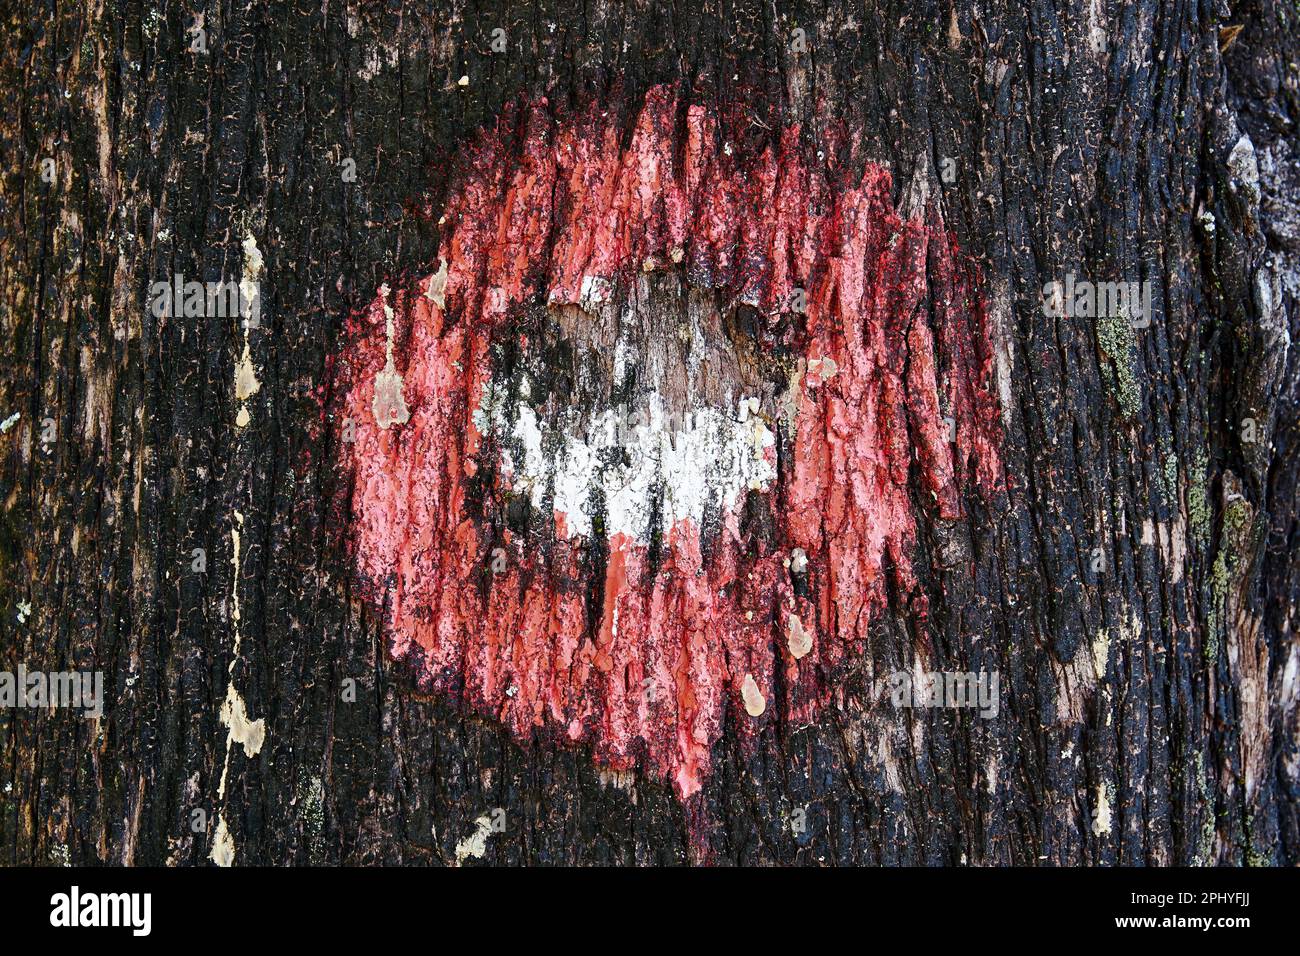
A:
[1188,451,1211,547]
[1098,312,1141,417]
[297,774,326,863]
[1162,449,1179,507]
[1205,494,1253,664]
[1194,753,1216,865]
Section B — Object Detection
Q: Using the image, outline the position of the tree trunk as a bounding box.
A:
[2,0,1297,866]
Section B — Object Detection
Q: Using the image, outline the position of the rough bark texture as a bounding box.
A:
[1,0,1298,866]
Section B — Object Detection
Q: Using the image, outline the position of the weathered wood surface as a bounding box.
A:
[1,0,1297,865]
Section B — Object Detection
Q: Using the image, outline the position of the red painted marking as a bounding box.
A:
[334,85,1003,805]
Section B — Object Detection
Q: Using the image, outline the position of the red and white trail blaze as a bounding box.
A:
[335,85,1003,803]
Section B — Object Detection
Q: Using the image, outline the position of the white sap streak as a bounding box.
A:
[234,232,264,428]
[211,510,265,867]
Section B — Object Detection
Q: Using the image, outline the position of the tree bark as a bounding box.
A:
[1,0,1297,866]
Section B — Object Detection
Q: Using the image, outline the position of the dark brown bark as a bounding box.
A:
[1,0,1297,865]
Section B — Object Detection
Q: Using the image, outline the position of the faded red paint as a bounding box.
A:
[334,86,1003,803]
